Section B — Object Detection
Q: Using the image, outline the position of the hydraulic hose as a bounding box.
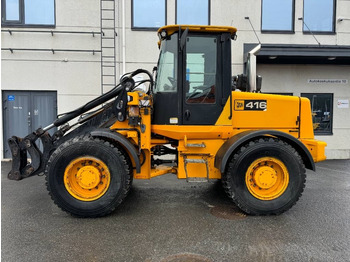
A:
[53,84,124,127]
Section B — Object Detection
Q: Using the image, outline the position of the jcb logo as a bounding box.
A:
[234,100,245,111]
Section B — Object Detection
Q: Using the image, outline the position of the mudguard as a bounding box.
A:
[215,130,315,173]
[90,129,141,173]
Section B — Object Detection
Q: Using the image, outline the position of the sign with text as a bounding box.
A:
[308,79,348,84]
[337,99,349,109]
[234,100,267,111]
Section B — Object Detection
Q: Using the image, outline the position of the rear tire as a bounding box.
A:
[222,138,306,215]
[45,135,132,217]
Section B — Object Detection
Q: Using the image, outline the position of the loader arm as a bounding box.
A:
[7,69,153,180]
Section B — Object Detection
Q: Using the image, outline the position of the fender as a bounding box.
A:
[90,129,141,173]
[215,130,315,173]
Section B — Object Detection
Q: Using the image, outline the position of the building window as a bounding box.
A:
[132,0,166,29]
[301,93,333,135]
[2,0,55,27]
[261,0,294,32]
[303,0,335,33]
[176,0,210,25]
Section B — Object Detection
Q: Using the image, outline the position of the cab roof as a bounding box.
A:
[157,25,237,38]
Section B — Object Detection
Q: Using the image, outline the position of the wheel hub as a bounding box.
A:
[246,157,289,200]
[64,157,111,201]
[252,166,277,189]
[76,166,101,189]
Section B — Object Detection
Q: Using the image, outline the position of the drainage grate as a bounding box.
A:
[160,253,213,262]
[210,205,247,220]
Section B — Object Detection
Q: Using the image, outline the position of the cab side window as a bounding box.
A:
[185,36,217,104]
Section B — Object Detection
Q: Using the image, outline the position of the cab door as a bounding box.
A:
[182,35,222,125]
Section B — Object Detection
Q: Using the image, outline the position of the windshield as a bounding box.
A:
[155,33,178,93]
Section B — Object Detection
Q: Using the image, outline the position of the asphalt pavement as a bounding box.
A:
[2,160,350,262]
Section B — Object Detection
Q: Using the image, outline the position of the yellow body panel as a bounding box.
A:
[152,125,233,140]
[177,139,224,179]
[215,98,232,125]
[230,92,299,129]
[127,91,140,106]
[300,138,327,162]
[136,149,152,179]
[216,92,301,127]
[299,97,315,139]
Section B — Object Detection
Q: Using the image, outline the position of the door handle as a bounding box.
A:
[184,110,191,121]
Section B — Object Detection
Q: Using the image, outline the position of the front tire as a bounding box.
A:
[222,138,306,215]
[45,136,132,217]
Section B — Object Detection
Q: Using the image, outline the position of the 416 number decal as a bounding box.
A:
[234,100,267,111]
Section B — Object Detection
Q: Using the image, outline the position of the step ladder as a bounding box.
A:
[182,154,210,183]
[100,0,116,94]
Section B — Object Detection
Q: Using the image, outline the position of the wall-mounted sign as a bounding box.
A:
[8,95,15,101]
[337,99,349,109]
[308,79,348,84]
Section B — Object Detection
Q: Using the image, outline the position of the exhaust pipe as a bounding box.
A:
[247,44,261,92]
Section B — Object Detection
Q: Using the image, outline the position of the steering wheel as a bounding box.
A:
[186,86,212,102]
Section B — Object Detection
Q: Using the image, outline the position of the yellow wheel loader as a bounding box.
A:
[7,25,327,217]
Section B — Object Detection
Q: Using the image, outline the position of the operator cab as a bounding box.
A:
[153,25,237,125]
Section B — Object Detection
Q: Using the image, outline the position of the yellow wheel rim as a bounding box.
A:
[246,157,289,200]
[64,157,111,201]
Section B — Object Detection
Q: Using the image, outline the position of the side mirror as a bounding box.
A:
[233,74,248,91]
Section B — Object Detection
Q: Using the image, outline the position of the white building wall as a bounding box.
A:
[1,1,102,159]
[2,0,350,159]
[1,0,102,114]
